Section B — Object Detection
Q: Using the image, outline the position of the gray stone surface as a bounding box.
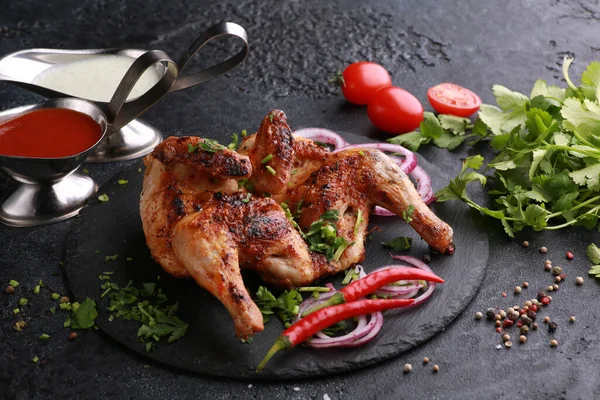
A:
[1,0,600,398]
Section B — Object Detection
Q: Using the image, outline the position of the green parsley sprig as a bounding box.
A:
[437,57,600,237]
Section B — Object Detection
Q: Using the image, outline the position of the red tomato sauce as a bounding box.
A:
[0,108,102,158]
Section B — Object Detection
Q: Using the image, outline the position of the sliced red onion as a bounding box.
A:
[409,165,433,205]
[369,265,424,298]
[372,206,395,216]
[333,143,417,175]
[389,255,438,307]
[308,312,383,348]
[294,128,350,149]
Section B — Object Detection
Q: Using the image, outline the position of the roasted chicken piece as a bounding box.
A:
[140,110,454,339]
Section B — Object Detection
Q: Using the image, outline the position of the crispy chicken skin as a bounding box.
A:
[140,110,454,338]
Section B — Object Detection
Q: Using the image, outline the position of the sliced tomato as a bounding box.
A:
[427,83,482,117]
[367,86,424,134]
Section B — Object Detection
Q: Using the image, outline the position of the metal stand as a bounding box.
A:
[87,119,162,162]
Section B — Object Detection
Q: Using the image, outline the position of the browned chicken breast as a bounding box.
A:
[140,110,454,339]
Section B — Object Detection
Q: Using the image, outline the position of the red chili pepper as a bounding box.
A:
[256,298,414,371]
[302,267,443,316]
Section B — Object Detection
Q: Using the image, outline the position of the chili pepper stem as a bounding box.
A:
[301,292,346,317]
[257,336,291,372]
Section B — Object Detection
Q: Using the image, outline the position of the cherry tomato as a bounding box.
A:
[339,62,392,105]
[367,86,424,134]
[427,83,482,117]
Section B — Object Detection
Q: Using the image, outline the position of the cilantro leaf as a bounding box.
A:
[580,61,600,100]
[492,85,530,111]
[478,104,527,135]
[420,112,444,139]
[387,131,429,152]
[530,79,565,102]
[589,265,600,279]
[254,286,302,326]
[67,298,98,330]
[382,236,413,251]
[432,132,465,150]
[438,114,470,135]
[587,243,600,264]
[569,163,600,191]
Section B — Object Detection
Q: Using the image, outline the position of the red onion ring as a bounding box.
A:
[372,206,396,217]
[389,255,438,307]
[294,128,350,149]
[409,165,434,205]
[333,143,417,175]
[308,312,384,348]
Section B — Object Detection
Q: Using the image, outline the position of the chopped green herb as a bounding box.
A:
[118,179,128,185]
[58,261,65,268]
[304,210,353,261]
[269,113,274,123]
[241,336,254,344]
[342,266,361,285]
[49,307,56,315]
[322,321,348,337]
[98,194,109,202]
[9,279,19,287]
[51,293,60,300]
[126,257,133,262]
[34,286,40,295]
[261,154,274,164]
[291,168,299,175]
[82,168,89,175]
[64,298,98,330]
[188,139,226,154]
[254,286,302,325]
[382,236,413,251]
[241,193,252,203]
[19,297,28,306]
[241,129,248,137]
[94,250,101,254]
[227,133,239,150]
[358,150,366,157]
[104,254,119,263]
[13,308,20,314]
[265,165,276,176]
[402,205,415,223]
[38,280,44,287]
[39,333,50,340]
[32,356,39,363]
[108,314,114,322]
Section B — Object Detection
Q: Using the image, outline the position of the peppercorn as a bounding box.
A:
[499,310,507,319]
[519,308,527,315]
[502,333,510,342]
[508,312,519,322]
[555,276,562,283]
[544,264,552,271]
[520,325,529,335]
[539,246,548,253]
[569,316,576,323]
[507,307,515,314]
[495,320,501,327]
[552,266,563,276]
[566,251,574,260]
[423,357,430,364]
[559,273,567,280]
[550,339,558,347]
[5,285,14,294]
[496,327,503,333]
[524,301,532,307]
[522,282,529,288]
[403,363,412,373]
[60,296,70,304]
[69,332,78,341]
[554,284,560,291]
[502,320,514,328]
[537,292,547,301]
[514,286,522,294]
[522,241,529,248]
[486,308,496,321]
[516,320,523,328]
[432,365,440,373]
[548,321,558,333]
[576,277,584,285]
[519,335,527,344]
[520,315,533,327]
[543,316,551,324]
[527,309,537,321]
[475,312,483,320]
[541,297,551,306]
[532,323,539,330]
[547,286,554,292]
[494,314,502,321]
[545,259,552,264]
[523,306,530,312]
[501,291,507,298]
[505,341,513,349]
[422,254,432,264]
[14,320,26,331]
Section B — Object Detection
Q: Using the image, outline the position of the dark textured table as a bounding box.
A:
[2,0,600,398]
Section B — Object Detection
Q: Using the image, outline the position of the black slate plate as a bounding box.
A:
[63,132,489,380]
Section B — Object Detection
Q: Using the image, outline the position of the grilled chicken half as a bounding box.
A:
[140,110,454,339]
